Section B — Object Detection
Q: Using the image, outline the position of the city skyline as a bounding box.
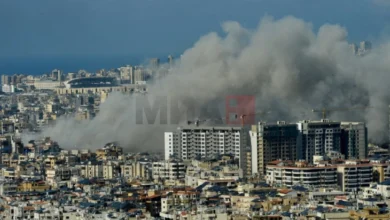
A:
[1,1,390,219]
[1,0,390,74]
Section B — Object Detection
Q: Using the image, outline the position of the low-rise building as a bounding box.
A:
[266,160,338,188]
[46,166,80,185]
[337,160,373,192]
[121,161,151,180]
[152,160,186,180]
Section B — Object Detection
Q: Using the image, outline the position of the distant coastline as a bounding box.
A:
[0,54,170,75]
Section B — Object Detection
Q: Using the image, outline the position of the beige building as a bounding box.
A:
[75,111,90,121]
[121,162,150,179]
[78,161,103,178]
[337,160,373,192]
[102,161,119,179]
[134,67,146,82]
[26,80,61,90]
[266,160,338,188]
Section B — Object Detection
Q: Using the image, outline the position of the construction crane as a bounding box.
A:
[187,117,224,126]
[237,111,271,127]
[311,107,368,120]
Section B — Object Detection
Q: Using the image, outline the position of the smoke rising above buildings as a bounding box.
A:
[28,16,390,151]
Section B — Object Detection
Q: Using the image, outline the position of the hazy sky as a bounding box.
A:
[1,0,389,58]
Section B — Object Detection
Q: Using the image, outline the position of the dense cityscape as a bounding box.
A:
[0,39,390,220]
[3,0,390,218]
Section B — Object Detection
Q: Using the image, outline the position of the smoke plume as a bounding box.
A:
[27,16,390,151]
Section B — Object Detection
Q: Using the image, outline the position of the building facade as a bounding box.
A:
[266,161,338,188]
[152,160,186,180]
[250,121,299,175]
[340,122,368,159]
[337,161,373,192]
[297,120,342,163]
[164,126,248,170]
[121,162,151,180]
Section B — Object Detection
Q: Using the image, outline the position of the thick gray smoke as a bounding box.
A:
[27,16,390,151]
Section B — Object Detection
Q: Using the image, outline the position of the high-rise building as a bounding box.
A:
[51,69,62,81]
[150,58,160,68]
[168,55,174,67]
[349,43,358,55]
[134,67,145,83]
[297,120,342,163]
[360,41,372,51]
[357,41,372,56]
[15,74,24,84]
[164,126,248,170]
[340,122,367,160]
[75,95,85,111]
[1,75,10,85]
[118,65,134,84]
[10,74,18,85]
[337,160,372,192]
[250,121,300,175]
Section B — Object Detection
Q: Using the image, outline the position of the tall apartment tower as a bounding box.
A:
[340,122,368,159]
[51,69,62,81]
[360,41,372,51]
[249,121,299,175]
[297,120,342,163]
[349,43,358,55]
[150,58,160,68]
[134,67,145,83]
[119,65,134,84]
[168,55,174,67]
[1,75,10,85]
[164,126,248,170]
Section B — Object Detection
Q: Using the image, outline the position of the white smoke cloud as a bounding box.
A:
[27,16,390,151]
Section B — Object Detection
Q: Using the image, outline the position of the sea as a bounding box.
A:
[0,54,168,75]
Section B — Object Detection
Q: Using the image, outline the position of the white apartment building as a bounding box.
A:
[363,180,390,200]
[7,205,36,220]
[250,121,299,175]
[164,126,248,169]
[337,160,373,192]
[77,161,103,178]
[297,120,342,163]
[266,161,338,188]
[1,84,15,93]
[152,160,186,180]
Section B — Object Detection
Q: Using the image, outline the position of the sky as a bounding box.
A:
[0,0,390,73]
